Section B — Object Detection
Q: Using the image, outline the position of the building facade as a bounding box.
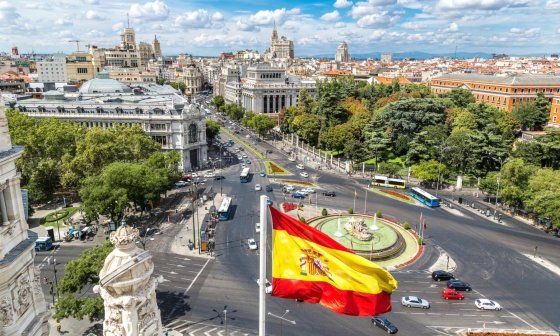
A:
[15,79,207,172]
[270,24,294,60]
[335,42,350,63]
[240,65,316,114]
[0,106,49,336]
[36,54,67,83]
[183,62,204,96]
[381,53,393,64]
[430,73,560,111]
[66,52,96,82]
[548,93,560,127]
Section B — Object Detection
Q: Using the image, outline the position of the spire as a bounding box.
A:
[272,20,278,41]
[127,12,130,28]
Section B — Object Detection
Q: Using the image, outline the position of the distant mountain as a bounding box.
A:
[307,51,500,60]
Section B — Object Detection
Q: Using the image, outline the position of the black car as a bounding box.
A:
[447,279,472,291]
[371,316,398,334]
[214,175,225,181]
[432,270,454,281]
[266,149,273,154]
[322,191,336,197]
[265,185,273,192]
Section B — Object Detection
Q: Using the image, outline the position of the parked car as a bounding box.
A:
[288,157,296,162]
[265,185,273,192]
[214,175,225,181]
[292,192,306,199]
[255,222,261,233]
[256,278,272,294]
[283,185,295,192]
[301,187,315,194]
[475,299,502,311]
[447,279,472,291]
[432,270,454,281]
[322,191,336,197]
[174,181,189,188]
[371,316,398,334]
[203,172,215,178]
[242,154,248,158]
[255,184,262,191]
[296,164,304,170]
[246,159,252,164]
[266,150,273,154]
[401,296,430,309]
[442,288,464,300]
[260,171,266,177]
[248,238,258,251]
[300,172,309,178]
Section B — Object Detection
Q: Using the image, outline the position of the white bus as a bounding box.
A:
[218,197,233,220]
[240,167,251,183]
[372,175,407,189]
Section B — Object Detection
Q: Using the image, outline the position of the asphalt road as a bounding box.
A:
[191,109,560,336]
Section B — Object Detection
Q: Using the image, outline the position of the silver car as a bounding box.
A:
[401,296,430,309]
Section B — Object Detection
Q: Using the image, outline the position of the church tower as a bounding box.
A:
[0,106,48,335]
[153,35,162,59]
[271,21,278,43]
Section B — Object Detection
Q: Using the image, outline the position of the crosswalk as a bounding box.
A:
[425,326,467,335]
[164,319,256,336]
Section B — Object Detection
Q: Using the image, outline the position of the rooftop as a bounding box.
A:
[79,78,132,94]
[434,73,560,85]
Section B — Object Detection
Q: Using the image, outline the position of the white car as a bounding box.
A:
[248,238,258,251]
[475,299,502,311]
[255,184,262,191]
[300,172,309,178]
[203,172,215,178]
[237,155,243,160]
[242,154,248,159]
[255,222,261,233]
[288,157,296,162]
[241,164,247,168]
[284,185,295,192]
[256,278,272,294]
[296,164,304,170]
[174,181,189,188]
[191,173,198,178]
[245,134,251,139]
[301,187,315,194]
[401,296,430,309]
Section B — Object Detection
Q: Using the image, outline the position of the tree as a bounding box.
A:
[251,114,275,137]
[319,123,352,152]
[479,171,499,195]
[511,100,549,131]
[441,88,475,108]
[498,158,537,207]
[210,95,225,110]
[378,161,402,177]
[156,78,166,85]
[406,125,449,165]
[292,114,322,146]
[27,159,59,203]
[412,160,446,183]
[364,127,391,167]
[54,241,113,322]
[526,168,560,227]
[452,108,477,130]
[170,81,186,92]
[206,119,220,141]
[443,128,479,179]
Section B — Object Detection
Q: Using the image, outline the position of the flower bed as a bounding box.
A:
[379,188,412,201]
[278,179,316,187]
[265,161,291,175]
[282,202,299,212]
[42,207,79,227]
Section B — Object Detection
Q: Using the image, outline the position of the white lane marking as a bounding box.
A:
[508,311,538,330]
[522,253,560,278]
[186,258,211,293]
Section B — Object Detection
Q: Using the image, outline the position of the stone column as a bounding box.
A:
[0,189,8,224]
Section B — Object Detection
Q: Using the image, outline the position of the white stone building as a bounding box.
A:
[268,24,294,60]
[0,107,48,336]
[36,54,67,83]
[183,62,204,96]
[240,65,316,114]
[15,79,207,172]
[335,42,350,63]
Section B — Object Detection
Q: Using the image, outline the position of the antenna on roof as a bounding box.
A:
[127,12,130,28]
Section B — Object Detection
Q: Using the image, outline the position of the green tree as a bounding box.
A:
[170,81,186,92]
[319,123,352,152]
[498,158,538,207]
[406,125,449,164]
[27,159,59,203]
[443,128,479,178]
[210,95,225,110]
[412,160,446,183]
[292,114,322,146]
[378,161,402,177]
[206,119,220,141]
[526,168,560,227]
[251,114,275,137]
[364,128,391,167]
[53,241,113,322]
[452,108,477,130]
[156,78,166,85]
[441,88,475,108]
[279,106,299,133]
[479,171,499,195]
[512,100,549,131]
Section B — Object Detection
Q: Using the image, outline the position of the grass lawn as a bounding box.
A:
[220,127,265,159]
[42,207,79,228]
[264,161,292,176]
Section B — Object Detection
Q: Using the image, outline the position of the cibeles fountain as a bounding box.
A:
[94,225,163,336]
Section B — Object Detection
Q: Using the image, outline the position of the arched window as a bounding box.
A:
[188,123,198,143]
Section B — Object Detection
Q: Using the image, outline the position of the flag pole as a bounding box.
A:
[259,195,268,336]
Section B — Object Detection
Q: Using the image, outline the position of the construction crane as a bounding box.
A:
[68,39,81,52]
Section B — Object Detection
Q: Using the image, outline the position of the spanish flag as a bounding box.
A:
[270,206,397,316]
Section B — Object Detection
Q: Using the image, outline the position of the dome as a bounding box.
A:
[79,78,132,94]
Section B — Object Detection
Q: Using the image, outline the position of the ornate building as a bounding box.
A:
[335,41,350,63]
[269,23,294,60]
[152,36,162,59]
[183,61,204,96]
[94,225,163,336]
[0,106,48,336]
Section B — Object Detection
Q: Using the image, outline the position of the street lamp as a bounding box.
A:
[268,309,296,336]
[212,306,236,336]
[494,157,509,218]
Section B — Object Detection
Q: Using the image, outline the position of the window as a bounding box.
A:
[188,123,198,143]
[77,68,88,74]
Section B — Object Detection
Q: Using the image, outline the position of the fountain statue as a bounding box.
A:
[93,225,163,336]
[344,216,373,241]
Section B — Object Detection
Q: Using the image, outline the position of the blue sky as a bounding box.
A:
[1,0,559,56]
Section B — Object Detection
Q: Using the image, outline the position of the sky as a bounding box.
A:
[1,0,559,57]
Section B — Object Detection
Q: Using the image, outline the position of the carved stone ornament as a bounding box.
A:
[16,274,32,316]
[0,296,14,326]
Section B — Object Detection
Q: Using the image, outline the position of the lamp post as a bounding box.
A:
[494,157,509,218]
[267,310,296,336]
[52,258,59,300]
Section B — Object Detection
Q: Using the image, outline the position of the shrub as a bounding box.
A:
[348,208,354,214]
[375,210,383,218]
[299,216,306,223]
[321,208,328,216]
[403,222,410,230]
[417,237,424,245]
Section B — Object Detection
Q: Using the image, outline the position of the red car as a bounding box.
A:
[442,288,464,300]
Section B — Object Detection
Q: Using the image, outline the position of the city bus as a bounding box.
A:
[218,197,233,221]
[240,167,251,183]
[409,187,440,207]
[371,175,407,189]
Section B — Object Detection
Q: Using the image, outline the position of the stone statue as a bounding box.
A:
[344,216,373,241]
[94,225,163,336]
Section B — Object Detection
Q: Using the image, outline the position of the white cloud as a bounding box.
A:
[129,0,169,21]
[55,17,73,26]
[437,0,529,11]
[402,21,429,29]
[175,9,223,28]
[112,22,124,31]
[546,0,560,9]
[335,22,347,28]
[321,10,341,21]
[349,0,398,20]
[83,0,99,4]
[334,0,353,8]
[510,27,540,36]
[356,11,398,28]
[85,10,105,20]
[247,8,300,26]
[446,22,459,32]
[0,1,20,24]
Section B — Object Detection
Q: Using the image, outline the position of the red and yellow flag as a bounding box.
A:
[270,206,398,316]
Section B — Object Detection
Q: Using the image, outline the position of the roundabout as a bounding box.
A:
[307,214,421,269]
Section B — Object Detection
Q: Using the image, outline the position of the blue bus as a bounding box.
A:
[218,197,233,221]
[240,167,251,183]
[409,187,440,207]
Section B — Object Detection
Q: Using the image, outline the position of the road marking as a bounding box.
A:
[522,253,560,278]
[186,258,211,293]
[508,311,537,330]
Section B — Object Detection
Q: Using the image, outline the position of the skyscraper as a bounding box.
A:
[335,41,350,63]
